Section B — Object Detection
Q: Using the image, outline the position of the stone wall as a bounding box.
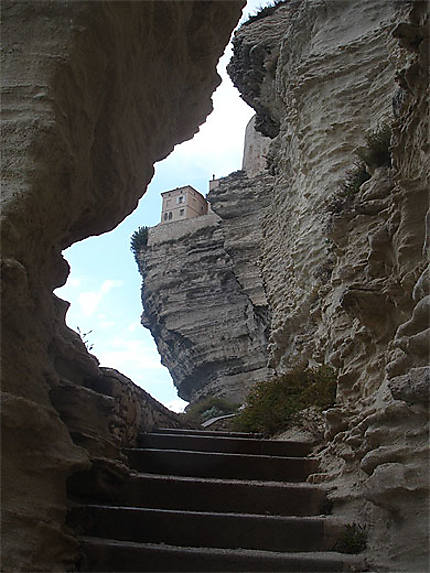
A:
[149,213,221,244]
[1,2,244,570]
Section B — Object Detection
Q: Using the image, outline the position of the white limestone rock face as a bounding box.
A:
[1,2,244,570]
[139,172,274,403]
[229,1,429,570]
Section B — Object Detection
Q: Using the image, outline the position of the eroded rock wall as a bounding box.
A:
[139,172,274,403]
[1,2,243,570]
[228,1,429,570]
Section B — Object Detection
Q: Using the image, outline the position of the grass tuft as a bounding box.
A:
[334,523,368,554]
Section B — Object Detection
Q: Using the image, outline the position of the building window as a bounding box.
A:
[164,213,168,221]
[180,209,184,216]
[168,212,172,220]
[178,196,183,204]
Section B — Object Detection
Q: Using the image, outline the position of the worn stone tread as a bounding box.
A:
[139,432,312,456]
[130,470,326,487]
[72,505,344,553]
[80,536,367,572]
[125,447,318,481]
[121,472,327,516]
[154,427,263,438]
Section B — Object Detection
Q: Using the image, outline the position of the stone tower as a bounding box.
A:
[241,114,271,176]
[160,185,208,224]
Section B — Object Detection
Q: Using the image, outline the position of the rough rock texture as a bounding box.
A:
[228,1,429,571]
[1,2,243,571]
[139,171,274,404]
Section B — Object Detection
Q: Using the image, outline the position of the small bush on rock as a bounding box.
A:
[233,366,337,435]
[130,226,149,264]
[181,396,240,427]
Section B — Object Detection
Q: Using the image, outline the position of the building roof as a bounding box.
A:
[161,185,206,201]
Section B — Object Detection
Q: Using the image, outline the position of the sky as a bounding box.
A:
[55,0,268,413]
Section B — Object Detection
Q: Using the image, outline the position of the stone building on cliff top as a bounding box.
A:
[160,185,208,224]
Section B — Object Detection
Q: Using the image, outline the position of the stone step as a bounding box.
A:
[154,427,263,439]
[120,473,327,516]
[72,505,344,553]
[80,537,365,572]
[139,432,311,457]
[125,448,317,481]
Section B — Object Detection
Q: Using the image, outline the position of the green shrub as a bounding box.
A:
[233,366,337,435]
[356,123,392,169]
[130,226,149,264]
[181,396,240,426]
[334,523,367,554]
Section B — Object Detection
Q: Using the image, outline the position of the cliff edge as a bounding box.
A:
[138,170,274,404]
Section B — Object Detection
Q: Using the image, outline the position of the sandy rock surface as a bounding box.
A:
[1,2,244,570]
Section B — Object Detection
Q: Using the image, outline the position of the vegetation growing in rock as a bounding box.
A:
[334,523,368,554]
[329,122,392,214]
[356,122,392,169]
[76,326,94,352]
[130,226,149,264]
[234,366,337,435]
[181,396,240,426]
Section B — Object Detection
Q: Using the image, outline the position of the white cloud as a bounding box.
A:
[78,279,123,317]
[166,398,188,414]
[54,275,86,300]
[97,338,163,372]
[69,277,83,288]
[101,279,123,294]
[99,320,116,329]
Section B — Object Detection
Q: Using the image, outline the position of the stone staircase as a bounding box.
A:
[71,428,365,571]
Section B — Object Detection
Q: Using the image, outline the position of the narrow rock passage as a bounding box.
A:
[72,428,364,571]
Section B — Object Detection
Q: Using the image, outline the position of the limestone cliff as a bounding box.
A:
[228,1,429,571]
[136,1,428,570]
[1,2,244,571]
[139,171,274,403]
